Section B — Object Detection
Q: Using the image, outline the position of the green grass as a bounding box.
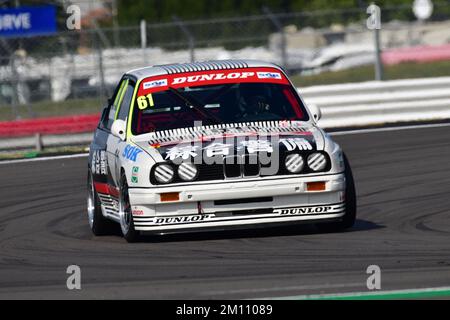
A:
[0,98,103,121]
[274,287,450,300]
[291,60,450,87]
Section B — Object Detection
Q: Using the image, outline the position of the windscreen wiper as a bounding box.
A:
[168,87,223,125]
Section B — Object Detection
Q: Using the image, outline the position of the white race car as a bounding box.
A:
[88,60,356,242]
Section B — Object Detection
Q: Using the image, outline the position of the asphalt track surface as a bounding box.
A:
[0,125,449,299]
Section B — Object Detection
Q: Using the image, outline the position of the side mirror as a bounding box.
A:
[111,119,126,141]
[309,104,322,123]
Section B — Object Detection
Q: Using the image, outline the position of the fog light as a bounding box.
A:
[285,153,304,173]
[154,164,175,184]
[307,153,327,171]
[178,162,198,181]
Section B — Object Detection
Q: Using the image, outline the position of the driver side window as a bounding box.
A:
[116,80,136,121]
[101,79,128,131]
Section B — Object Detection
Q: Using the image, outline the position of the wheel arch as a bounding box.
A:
[120,166,127,183]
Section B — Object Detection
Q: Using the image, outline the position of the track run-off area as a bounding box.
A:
[0,124,449,299]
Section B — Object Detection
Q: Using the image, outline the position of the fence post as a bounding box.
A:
[35,133,42,152]
[9,53,20,119]
[112,0,120,47]
[367,3,384,81]
[374,27,384,81]
[140,20,147,49]
[96,37,107,99]
[91,18,111,48]
[263,7,288,72]
[172,16,195,63]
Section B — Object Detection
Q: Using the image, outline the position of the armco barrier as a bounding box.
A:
[301,76,450,129]
[0,76,449,150]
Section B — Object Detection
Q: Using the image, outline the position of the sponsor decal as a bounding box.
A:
[143,79,167,89]
[280,138,313,151]
[274,206,333,216]
[153,129,317,176]
[155,214,211,225]
[257,72,282,80]
[91,150,107,175]
[132,209,144,216]
[137,68,289,95]
[157,133,317,174]
[123,145,142,162]
[131,166,139,183]
[204,143,232,157]
[164,140,276,162]
[239,140,273,153]
[165,145,200,161]
[171,71,255,85]
[137,93,155,110]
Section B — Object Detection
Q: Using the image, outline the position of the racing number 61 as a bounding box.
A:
[137,94,154,110]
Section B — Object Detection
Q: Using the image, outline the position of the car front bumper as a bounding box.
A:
[128,173,346,232]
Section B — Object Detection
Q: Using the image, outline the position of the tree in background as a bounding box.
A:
[117,0,420,25]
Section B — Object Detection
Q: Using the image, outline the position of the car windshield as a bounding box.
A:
[131,68,309,135]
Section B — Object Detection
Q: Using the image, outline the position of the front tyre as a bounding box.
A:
[119,172,140,242]
[316,153,357,232]
[87,170,116,235]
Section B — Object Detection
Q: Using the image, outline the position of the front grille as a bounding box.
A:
[197,164,223,181]
[223,155,261,178]
[193,156,264,182]
[243,154,260,176]
[224,156,241,178]
[214,208,273,217]
[214,197,273,206]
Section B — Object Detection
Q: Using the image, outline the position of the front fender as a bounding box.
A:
[118,142,156,187]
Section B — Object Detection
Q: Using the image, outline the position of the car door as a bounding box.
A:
[91,77,128,186]
[106,78,136,188]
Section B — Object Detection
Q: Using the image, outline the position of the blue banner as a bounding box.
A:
[0,5,56,38]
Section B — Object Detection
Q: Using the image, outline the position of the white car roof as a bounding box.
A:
[126,59,283,81]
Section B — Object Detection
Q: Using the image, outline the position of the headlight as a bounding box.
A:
[285,153,304,173]
[307,152,327,171]
[177,162,198,181]
[154,164,175,184]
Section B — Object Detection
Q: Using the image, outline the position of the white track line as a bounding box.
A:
[266,286,450,300]
[0,153,89,165]
[206,282,363,296]
[329,122,450,136]
[1,122,450,165]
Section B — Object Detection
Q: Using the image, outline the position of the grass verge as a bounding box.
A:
[291,60,450,87]
[0,145,89,161]
[0,98,103,121]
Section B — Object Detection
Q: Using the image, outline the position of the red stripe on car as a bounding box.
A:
[94,182,119,198]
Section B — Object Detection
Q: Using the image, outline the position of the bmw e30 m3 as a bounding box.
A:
[87,60,356,242]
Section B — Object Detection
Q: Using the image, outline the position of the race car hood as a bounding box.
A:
[131,121,325,163]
